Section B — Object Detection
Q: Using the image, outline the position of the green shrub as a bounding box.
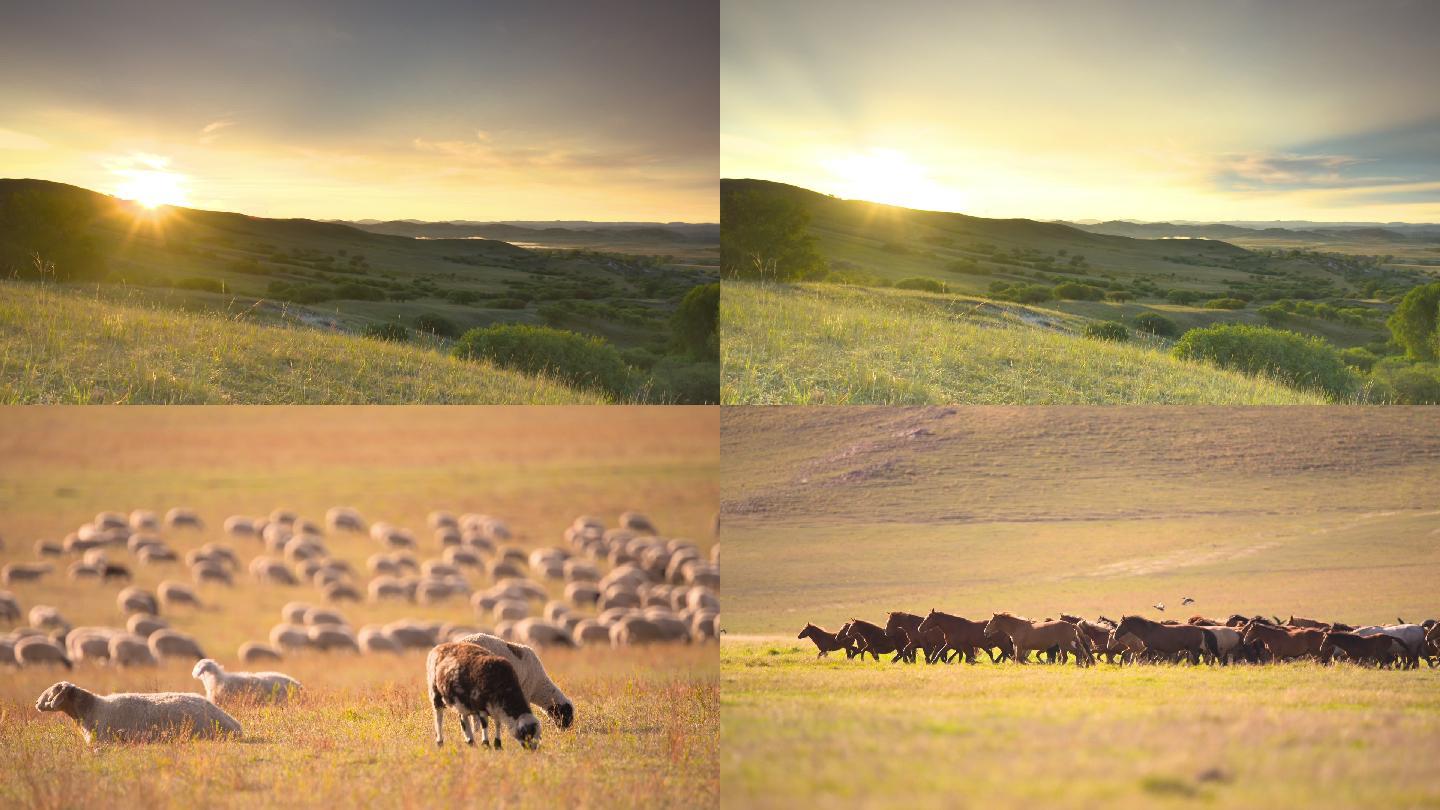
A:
[946,259,987,275]
[1053,282,1105,301]
[174,276,224,293]
[672,283,719,359]
[1083,321,1129,342]
[1165,289,1203,305]
[1387,282,1440,361]
[1368,360,1440,404]
[1172,323,1356,399]
[1130,313,1177,337]
[1203,297,1247,310]
[648,357,719,404]
[895,277,948,293]
[491,298,528,309]
[362,322,409,342]
[1339,346,1379,371]
[413,313,459,337]
[452,324,632,396]
[1105,290,1134,302]
[446,289,480,305]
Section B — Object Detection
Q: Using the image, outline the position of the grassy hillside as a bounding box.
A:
[1,178,718,375]
[721,282,1326,404]
[720,406,1440,632]
[0,407,719,808]
[0,281,606,403]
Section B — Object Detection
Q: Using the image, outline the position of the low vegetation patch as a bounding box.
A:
[1083,321,1129,342]
[452,323,634,397]
[1172,323,1357,400]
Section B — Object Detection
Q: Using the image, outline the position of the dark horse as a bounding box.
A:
[916,609,1013,663]
[1113,615,1219,664]
[797,623,859,659]
[886,611,944,664]
[835,619,896,661]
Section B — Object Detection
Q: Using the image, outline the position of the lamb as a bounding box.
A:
[108,634,159,667]
[454,632,575,729]
[192,659,301,705]
[15,636,72,668]
[148,629,206,662]
[3,562,53,585]
[426,643,541,750]
[35,681,241,743]
[238,642,283,664]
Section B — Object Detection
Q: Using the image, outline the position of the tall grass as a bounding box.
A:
[0,281,605,403]
[720,283,1325,404]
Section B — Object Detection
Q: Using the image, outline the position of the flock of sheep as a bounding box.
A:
[0,505,719,746]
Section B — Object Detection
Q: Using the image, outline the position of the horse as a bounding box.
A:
[1060,615,1125,664]
[1319,630,1405,667]
[1189,625,1244,665]
[917,610,1013,664]
[1352,624,1427,669]
[983,613,1093,667]
[885,611,943,664]
[1240,620,1325,661]
[835,619,896,661]
[1114,616,1219,665]
[797,623,859,659]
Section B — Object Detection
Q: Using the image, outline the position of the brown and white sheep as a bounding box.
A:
[426,643,540,751]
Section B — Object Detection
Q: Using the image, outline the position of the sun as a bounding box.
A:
[822,147,967,212]
[116,168,188,209]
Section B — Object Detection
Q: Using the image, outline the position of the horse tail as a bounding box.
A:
[1201,628,1220,663]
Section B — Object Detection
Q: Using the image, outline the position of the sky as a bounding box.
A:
[722,0,1440,223]
[0,1,717,222]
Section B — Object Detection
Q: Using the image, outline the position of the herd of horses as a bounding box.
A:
[798,610,1440,669]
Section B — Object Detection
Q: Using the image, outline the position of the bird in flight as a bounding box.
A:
[1181,597,1195,606]
[1153,603,1165,612]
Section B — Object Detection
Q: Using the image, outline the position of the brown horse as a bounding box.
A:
[1319,630,1404,667]
[984,613,1093,667]
[836,619,896,661]
[1241,620,1325,661]
[1185,615,1224,627]
[1113,616,1219,665]
[885,611,942,664]
[1060,615,1125,664]
[917,609,1013,663]
[1286,615,1352,631]
[797,623,859,659]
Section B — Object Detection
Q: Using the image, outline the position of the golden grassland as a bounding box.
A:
[0,407,719,809]
[720,283,1327,405]
[0,282,608,404]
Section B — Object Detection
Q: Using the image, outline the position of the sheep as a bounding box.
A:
[137,546,178,565]
[223,515,257,537]
[65,629,119,664]
[3,562,53,585]
[29,605,70,633]
[269,508,298,526]
[426,643,541,750]
[368,576,412,602]
[493,599,530,622]
[544,601,573,624]
[108,634,159,667]
[117,587,159,616]
[164,508,204,530]
[384,620,439,649]
[443,546,482,568]
[129,510,160,532]
[33,540,63,557]
[563,560,600,582]
[325,507,367,533]
[435,527,462,546]
[618,511,657,534]
[367,554,405,577]
[573,620,612,646]
[15,636,72,668]
[307,625,359,653]
[357,626,400,654]
[428,511,458,530]
[454,632,575,729]
[238,642,283,664]
[281,601,315,625]
[126,614,168,638]
[0,637,14,667]
[192,659,301,705]
[158,581,203,608]
[269,623,311,652]
[512,619,577,649]
[566,582,601,607]
[36,681,241,743]
[148,629,206,662]
[68,561,101,582]
[323,581,362,603]
[250,556,298,585]
[601,588,642,611]
[94,511,128,531]
[303,606,347,627]
[190,561,233,587]
[0,589,20,623]
[610,616,671,646]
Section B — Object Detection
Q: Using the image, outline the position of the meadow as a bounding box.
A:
[721,283,1325,404]
[0,407,720,809]
[719,406,1440,807]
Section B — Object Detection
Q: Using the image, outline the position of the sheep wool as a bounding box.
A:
[35,681,241,743]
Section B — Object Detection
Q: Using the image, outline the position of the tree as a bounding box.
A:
[671,283,719,359]
[1387,282,1440,361]
[720,189,825,281]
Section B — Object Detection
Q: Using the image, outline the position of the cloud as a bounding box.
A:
[1210,151,1403,191]
[411,131,658,173]
[0,127,48,150]
[199,118,236,143]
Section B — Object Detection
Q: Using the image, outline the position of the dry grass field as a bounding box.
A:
[720,406,1440,808]
[0,407,719,809]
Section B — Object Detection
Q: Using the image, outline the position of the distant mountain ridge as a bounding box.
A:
[336,219,719,243]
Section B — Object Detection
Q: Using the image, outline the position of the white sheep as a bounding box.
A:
[108,634,158,667]
[426,643,540,750]
[36,681,241,743]
[148,629,206,661]
[237,642,283,664]
[164,508,204,530]
[192,659,300,705]
[15,636,72,669]
[3,562,53,585]
[454,632,574,729]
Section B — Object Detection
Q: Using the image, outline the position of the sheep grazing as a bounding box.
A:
[357,626,400,654]
[148,629,206,662]
[129,510,160,532]
[36,681,241,743]
[15,636,72,668]
[65,628,118,664]
[307,625,359,653]
[454,632,575,729]
[108,634,159,667]
[192,659,301,705]
[117,587,159,616]
[223,645,272,667]
[29,605,70,633]
[512,619,577,649]
[573,620,612,646]
[269,623,310,652]
[250,556,298,585]
[3,562,53,585]
[426,643,541,751]
[164,508,204,530]
[159,580,204,608]
[0,590,20,623]
[33,540,63,557]
[325,506,367,533]
[126,614,168,638]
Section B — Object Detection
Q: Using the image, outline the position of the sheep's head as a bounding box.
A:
[192,658,221,679]
[546,700,574,729]
[515,714,541,751]
[35,681,77,713]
